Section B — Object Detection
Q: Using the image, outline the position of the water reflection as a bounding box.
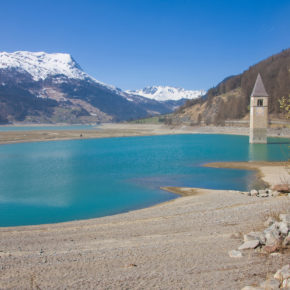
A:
[248,144,269,161]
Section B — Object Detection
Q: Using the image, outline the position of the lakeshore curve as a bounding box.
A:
[0,161,289,289]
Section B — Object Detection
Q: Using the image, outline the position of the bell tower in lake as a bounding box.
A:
[249,73,269,144]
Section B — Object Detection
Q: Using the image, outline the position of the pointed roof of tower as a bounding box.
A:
[251,73,269,97]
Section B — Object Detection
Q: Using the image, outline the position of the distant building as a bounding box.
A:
[249,73,269,144]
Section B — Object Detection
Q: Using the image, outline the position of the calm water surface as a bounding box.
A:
[0,134,289,226]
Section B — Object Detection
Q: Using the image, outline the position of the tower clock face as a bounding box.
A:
[257,107,264,115]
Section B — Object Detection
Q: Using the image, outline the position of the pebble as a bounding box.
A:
[278,221,289,235]
[282,233,290,247]
[250,189,258,196]
[282,278,290,288]
[264,217,276,227]
[264,224,281,246]
[260,278,280,289]
[244,232,266,245]
[238,240,260,250]
[228,250,243,258]
[274,264,290,281]
[244,188,281,198]
[279,214,290,224]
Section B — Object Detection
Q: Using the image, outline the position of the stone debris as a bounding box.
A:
[260,278,281,289]
[279,214,290,224]
[238,240,260,250]
[244,232,266,244]
[264,217,276,227]
[228,250,243,258]
[230,214,289,258]
[282,278,290,288]
[242,264,290,290]
[282,233,290,247]
[274,265,290,281]
[238,215,290,289]
[250,189,259,196]
[241,187,290,198]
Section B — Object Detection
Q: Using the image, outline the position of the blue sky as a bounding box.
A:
[0,0,289,90]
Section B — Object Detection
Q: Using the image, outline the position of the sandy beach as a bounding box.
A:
[0,123,290,145]
[0,158,289,289]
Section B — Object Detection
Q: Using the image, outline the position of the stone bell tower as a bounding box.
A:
[249,73,269,144]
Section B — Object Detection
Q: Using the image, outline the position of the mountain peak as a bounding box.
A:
[0,51,88,81]
[126,85,205,101]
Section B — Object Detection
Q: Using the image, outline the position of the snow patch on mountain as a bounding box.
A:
[127,86,206,101]
[0,51,123,94]
[0,51,91,81]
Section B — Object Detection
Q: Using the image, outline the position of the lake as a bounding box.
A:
[0,134,289,227]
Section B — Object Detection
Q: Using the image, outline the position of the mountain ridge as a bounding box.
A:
[127,86,205,101]
[0,51,189,124]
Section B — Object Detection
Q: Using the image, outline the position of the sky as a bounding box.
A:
[0,0,289,91]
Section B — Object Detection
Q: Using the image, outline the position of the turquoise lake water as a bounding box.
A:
[0,134,289,227]
[0,125,96,131]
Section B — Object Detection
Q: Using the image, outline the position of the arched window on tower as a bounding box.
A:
[257,99,263,107]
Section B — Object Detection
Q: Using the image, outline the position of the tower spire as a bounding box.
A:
[251,73,269,97]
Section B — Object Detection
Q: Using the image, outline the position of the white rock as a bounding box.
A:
[264,217,276,227]
[228,250,243,258]
[264,223,281,246]
[279,214,290,224]
[244,232,266,245]
[260,278,280,289]
[274,264,290,281]
[278,222,289,236]
[282,233,290,247]
[250,189,258,196]
[282,278,290,288]
[238,240,260,250]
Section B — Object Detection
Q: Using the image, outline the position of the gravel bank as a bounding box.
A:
[0,186,289,289]
[0,123,289,145]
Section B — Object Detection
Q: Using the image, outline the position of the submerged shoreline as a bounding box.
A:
[162,161,289,197]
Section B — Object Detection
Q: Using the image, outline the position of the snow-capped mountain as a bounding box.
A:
[127,86,205,101]
[0,51,178,124]
[0,51,117,91]
[0,51,90,81]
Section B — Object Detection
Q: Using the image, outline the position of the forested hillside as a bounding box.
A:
[175,49,290,125]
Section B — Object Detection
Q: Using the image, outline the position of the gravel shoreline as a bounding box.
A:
[0,161,289,289]
[0,123,289,145]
